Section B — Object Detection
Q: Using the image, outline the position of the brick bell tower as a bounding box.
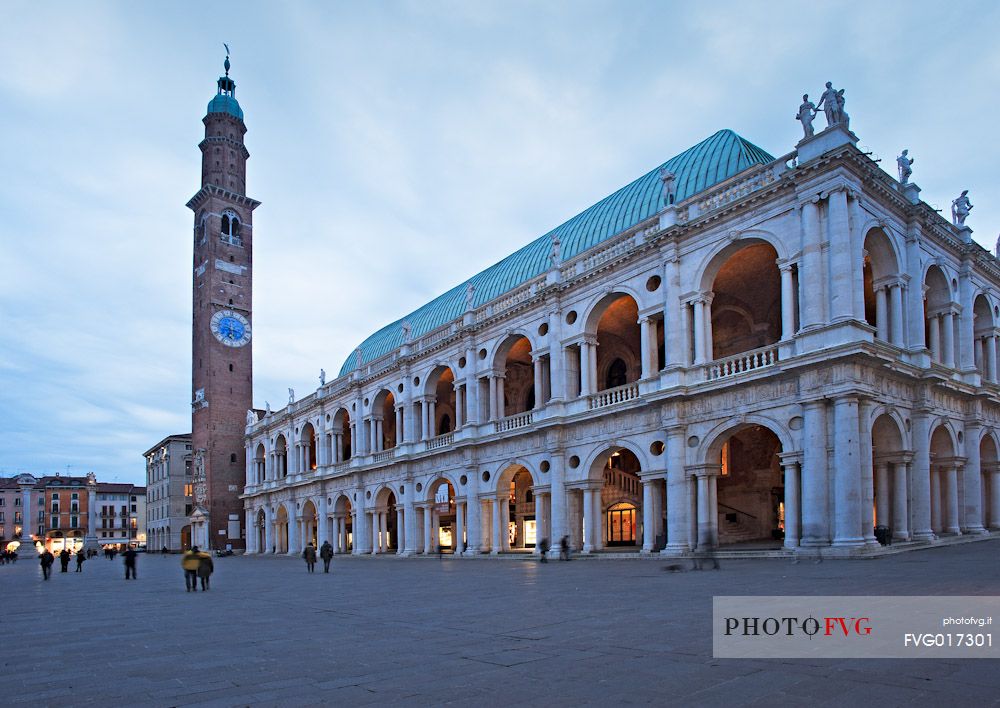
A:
[185,50,259,550]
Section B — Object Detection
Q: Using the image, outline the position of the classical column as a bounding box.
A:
[664,427,690,553]
[990,467,1000,530]
[828,188,853,321]
[454,385,465,427]
[535,492,549,549]
[696,473,712,549]
[963,425,985,533]
[491,497,502,554]
[988,335,999,383]
[548,455,566,549]
[455,501,465,554]
[375,417,384,452]
[395,406,404,446]
[942,311,956,369]
[581,487,595,553]
[832,397,864,547]
[893,461,910,540]
[465,494,481,554]
[85,481,97,550]
[890,282,905,346]
[859,398,876,545]
[641,478,655,553]
[500,496,511,551]
[911,411,933,540]
[532,356,544,408]
[928,313,941,363]
[317,496,329,548]
[781,458,800,548]
[799,198,823,328]
[369,512,378,555]
[264,508,274,553]
[929,469,941,533]
[339,516,348,553]
[488,377,499,420]
[245,510,256,553]
[287,514,299,555]
[639,317,654,378]
[944,465,961,535]
[780,263,796,340]
[875,462,891,529]
[692,299,706,364]
[590,487,604,551]
[579,341,594,397]
[703,297,714,363]
[801,400,829,545]
[423,505,433,554]
[427,400,437,434]
[875,285,889,341]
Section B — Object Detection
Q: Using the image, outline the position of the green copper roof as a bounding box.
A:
[339,129,773,376]
[207,94,244,121]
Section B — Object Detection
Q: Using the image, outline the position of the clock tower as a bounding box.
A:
[185,52,259,550]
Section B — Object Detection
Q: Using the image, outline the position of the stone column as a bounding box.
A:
[488,377,499,420]
[579,341,594,396]
[395,406,404,445]
[875,462,891,528]
[801,400,830,545]
[641,478,655,553]
[702,297,714,363]
[780,263,796,340]
[799,198,824,329]
[455,501,465,554]
[454,385,465,427]
[875,285,889,341]
[781,457,800,548]
[532,356,544,408]
[963,425,985,533]
[942,311,956,369]
[832,397,864,547]
[890,282,905,346]
[911,411,933,540]
[264,508,274,553]
[944,465,961,535]
[664,427,690,553]
[317,496,329,548]
[928,313,941,363]
[245,510,256,553]
[859,398,876,545]
[988,335,998,382]
[930,469,942,533]
[422,505,432,554]
[421,400,430,440]
[828,188,853,321]
[581,487,595,553]
[990,468,1000,530]
[692,298,706,364]
[590,486,604,551]
[548,454,566,550]
[491,497,502,554]
[339,516,348,553]
[85,482,97,551]
[696,473,712,549]
[466,493,481,554]
[369,511,378,555]
[639,316,654,378]
[500,496,511,551]
[287,514,299,555]
[892,461,910,540]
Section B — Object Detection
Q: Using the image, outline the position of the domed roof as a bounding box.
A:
[207,93,244,121]
[339,129,774,376]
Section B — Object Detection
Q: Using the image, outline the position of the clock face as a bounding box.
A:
[210,309,252,347]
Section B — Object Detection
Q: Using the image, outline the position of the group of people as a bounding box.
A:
[181,546,214,591]
[301,541,334,573]
[537,536,574,563]
[0,549,19,564]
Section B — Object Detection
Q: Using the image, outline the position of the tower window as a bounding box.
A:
[230,453,237,463]
[220,210,241,246]
[228,364,233,372]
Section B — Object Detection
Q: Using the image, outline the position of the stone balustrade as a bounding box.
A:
[706,344,779,381]
[589,382,640,410]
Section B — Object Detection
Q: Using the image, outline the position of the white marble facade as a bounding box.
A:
[242,120,1000,558]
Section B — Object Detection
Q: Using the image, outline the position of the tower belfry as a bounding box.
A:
[185,50,260,550]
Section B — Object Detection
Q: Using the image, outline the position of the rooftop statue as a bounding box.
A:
[659,168,676,206]
[401,320,412,341]
[815,81,844,128]
[549,235,562,267]
[265,401,271,415]
[319,368,326,386]
[246,409,258,426]
[355,347,363,369]
[288,387,295,404]
[897,150,914,184]
[795,94,817,138]
[952,190,973,226]
[465,282,476,311]
[835,89,849,129]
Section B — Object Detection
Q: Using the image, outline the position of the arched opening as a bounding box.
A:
[274,435,288,478]
[220,209,241,244]
[333,495,353,553]
[300,423,317,472]
[929,425,959,536]
[180,524,192,551]
[592,295,641,393]
[273,505,289,554]
[924,266,956,368]
[973,294,996,382]
[372,488,398,553]
[421,366,457,439]
[332,408,351,462]
[253,443,265,484]
[981,435,999,530]
[495,465,537,551]
[372,390,396,451]
[301,500,318,549]
[574,447,651,553]
[255,508,266,554]
[714,425,783,547]
[710,243,780,361]
[863,228,903,344]
[493,337,534,416]
[426,479,457,552]
[872,414,908,542]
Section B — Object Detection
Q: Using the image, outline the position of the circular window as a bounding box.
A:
[958,431,964,444]
[399,486,405,495]
[479,348,487,360]
[397,383,404,393]
[482,470,491,482]
[416,482,423,492]
[565,311,577,325]
[539,460,550,473]
[458,356,467,368]
[460,474,468,486]
[294,427,299,434]
[363,398,369,407]
[413,376,420,386]
[325,414,330,422]
[568,455,580,469]
[687,436,699,448]
[646,275,662,292]
[538,323,549,336]
[365,491,371,499]
[650,441,665,456]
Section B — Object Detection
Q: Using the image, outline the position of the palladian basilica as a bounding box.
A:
[243,83,1000,559]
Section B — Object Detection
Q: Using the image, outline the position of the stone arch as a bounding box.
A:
[573,443,645,551]
[700,414,794,464]
[493,334,534,416]
[929,421,961,536]
[863,227,905,343]
[301,499,319,548]
[372,389,397,450]
[924,264,957,367]
[582,292,643,394]
[495,463,538,551]
[253,442,265,483]
[979,432,999,529]
[273,434,288,478]
[694,232,788,293]
[707,241,782,360]
[299,422,317,472]
[331,407,351,462]
[973,293,996,381]
[255,507,266,553]
[273,503,290,554]
[423,365,457,435]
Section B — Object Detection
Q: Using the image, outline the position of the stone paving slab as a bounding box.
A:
[2,540,1000,706]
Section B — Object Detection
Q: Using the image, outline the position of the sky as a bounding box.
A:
[2,1,1000,485]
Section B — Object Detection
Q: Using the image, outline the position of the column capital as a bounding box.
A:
[777,451,803,467]
[686,463,722,478]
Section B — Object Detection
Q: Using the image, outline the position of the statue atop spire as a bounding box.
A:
[224,43,231,76]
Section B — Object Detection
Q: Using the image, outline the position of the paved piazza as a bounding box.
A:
[4,542,1000,706]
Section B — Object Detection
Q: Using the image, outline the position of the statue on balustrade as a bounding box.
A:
[795,94,817,138]
[952,190,973,226]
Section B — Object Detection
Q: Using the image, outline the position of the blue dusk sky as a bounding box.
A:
[2,1,999,485]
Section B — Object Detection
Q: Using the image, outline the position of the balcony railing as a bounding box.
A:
[589,382,640,410]
[425,432,454,451]
[705,344,779,381]
[372,449,394,464]
[494,412,532,433]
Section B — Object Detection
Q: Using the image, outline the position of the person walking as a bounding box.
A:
[40,549,54,580]
[59,548,71,573]
[75,549,86,572]
[182,547,201,591]
[196,549,214,591]
[559,535,571,561]
[302,543,317,573]
[538,537,550,563]
[123,547,138,579]
[319,540,333,573]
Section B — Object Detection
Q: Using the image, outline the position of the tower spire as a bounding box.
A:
[223,43,231,76]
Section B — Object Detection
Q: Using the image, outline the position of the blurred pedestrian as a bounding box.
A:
[40,549,54,580]
[182,547,200,591]
[75,549,85,572]
[539,537,549,563]
[302,543,317,573]
[559,535,571,561]
[59,548,71,573]
[319,541,333,573]
[123,547,138,579]
[197,549,214,591]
